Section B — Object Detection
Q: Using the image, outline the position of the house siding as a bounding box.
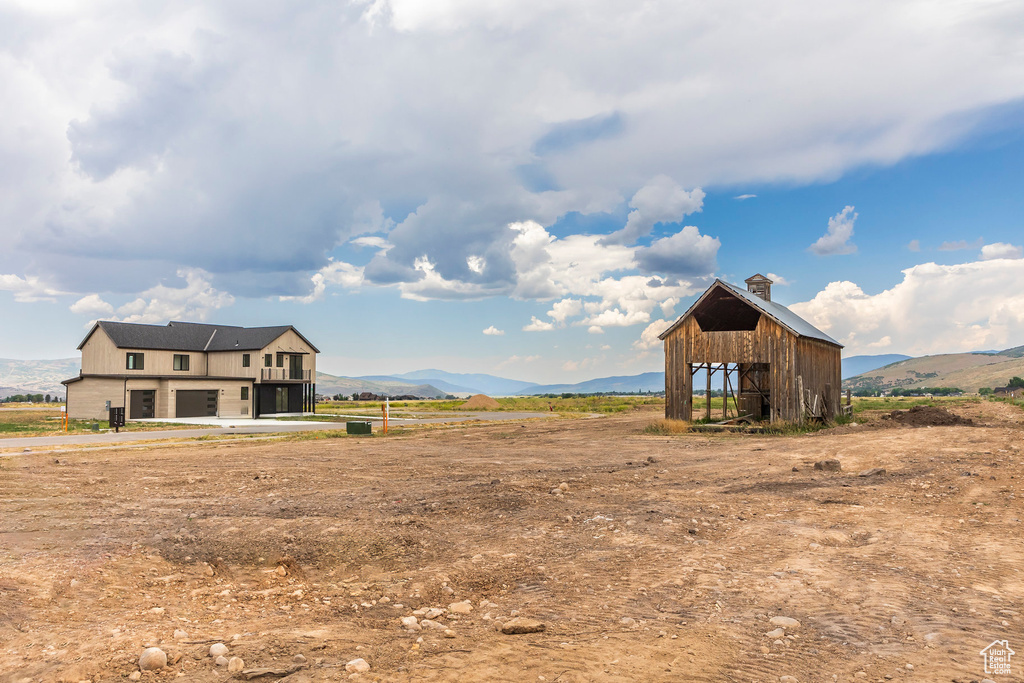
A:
[65,323,315,421]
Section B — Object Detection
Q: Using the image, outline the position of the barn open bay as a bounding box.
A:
[2,401,1022,682]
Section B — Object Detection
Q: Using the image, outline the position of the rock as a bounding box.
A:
[424,607,445,620]
[173,629,188,640]
[210,642,229,657]
[620,617,636,627]
[138,647,167,671]
[401,616,421,630]
[853,673,867,679]
[275,565,288,576]
[293,654,307,664]
[346,658,370,673]
[149,607,165,615]
[550,488,563,495]
[215,655,229,667]
[501,617,546,634]
[904,663,913,671]
[769,616,801,629]
[420,619,446,630]
[558,482,569,492]
[443,629,456,638]
[228,657,244,672]
[813,459,841,472]
[780,677,799,683]
[129,672,142,681]
[765,628,785,638]
[858,467,886,477]
[448,601,473,614]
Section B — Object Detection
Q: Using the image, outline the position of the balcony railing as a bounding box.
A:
[261,368,312,382]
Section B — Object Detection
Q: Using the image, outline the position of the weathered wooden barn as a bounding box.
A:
[659,275,843,422]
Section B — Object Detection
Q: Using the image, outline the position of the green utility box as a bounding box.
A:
[346,421,372,435]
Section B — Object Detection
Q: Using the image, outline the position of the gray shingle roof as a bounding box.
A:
[79,321,319,353]
[659,279,842,347]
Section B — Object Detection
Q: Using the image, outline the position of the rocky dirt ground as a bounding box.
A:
[1,401,1023,683]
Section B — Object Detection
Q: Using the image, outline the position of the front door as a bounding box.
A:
[130,390,155,419]
[276,386,288,412]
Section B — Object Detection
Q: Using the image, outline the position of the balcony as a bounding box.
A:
[261,368,312,382]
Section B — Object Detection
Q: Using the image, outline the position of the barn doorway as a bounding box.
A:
[688,362,772,422]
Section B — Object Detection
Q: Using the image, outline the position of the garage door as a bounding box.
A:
[176,390,218,417]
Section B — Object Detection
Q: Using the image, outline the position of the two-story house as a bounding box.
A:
[62,321,319,420]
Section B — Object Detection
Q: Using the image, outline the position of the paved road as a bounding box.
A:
[0,412,551,451]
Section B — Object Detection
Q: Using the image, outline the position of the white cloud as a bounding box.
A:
[907,239,920,252]
[523,316,555,331]
[108,268,234,324]
[939,238,983,251]
[790,258,1024,356]
[634,225,720,277]
[467,255,486,274]
[633,318,672,350]
[765,272,790,286]
[734,194,756,200]
[808,206,857,256]
[69,293,114,317]
[0,0,1023,305]
[587,325,604,334]
[547,298,582,324]
[581,308,651,329]
[980,242,1023,260]
[482,325,504,336]
[281,260,365,304]
[350,236,392,250]
[0,274,67,303]
[600,176,704,245]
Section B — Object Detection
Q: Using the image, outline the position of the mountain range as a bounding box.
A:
[842,345,1024,392]
[4,350,1020,400]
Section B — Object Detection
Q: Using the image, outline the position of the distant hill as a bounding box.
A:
[999,345,1024,358]
[524,372,665,395]
[358,375,478,395]
[315,372,447,399]
[843,347,1024,392]
[0,358,79,397]
[841,354,912,379]
[390,369,538,396]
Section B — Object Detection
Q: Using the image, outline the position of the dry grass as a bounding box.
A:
[642,418,691,434]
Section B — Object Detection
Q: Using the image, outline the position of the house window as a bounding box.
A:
[276,353,284,367]
[173,354,190,371]
[264,354,272,367]
[242,353,250,368]
[241,387,249,400]
[126,353,144,370]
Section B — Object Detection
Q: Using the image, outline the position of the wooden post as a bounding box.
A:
[824,383,832,419]
[722,363,728,419]
[846,389,851,406]
[705,363,712,421]
[797,375,805,422]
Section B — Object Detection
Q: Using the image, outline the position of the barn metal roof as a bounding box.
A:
[658,279,842,347]
[78,321,320,353]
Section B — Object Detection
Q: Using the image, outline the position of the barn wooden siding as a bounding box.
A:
[663,314,841,422]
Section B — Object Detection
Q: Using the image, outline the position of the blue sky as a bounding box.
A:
[2,0,1024,382]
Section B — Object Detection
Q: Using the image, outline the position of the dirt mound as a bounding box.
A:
[459,394,501,410]
[881,404,974,427]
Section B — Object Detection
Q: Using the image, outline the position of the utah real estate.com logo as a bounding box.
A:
[981,639,1014,676]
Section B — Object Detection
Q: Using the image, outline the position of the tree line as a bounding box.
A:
[1,394,63,403]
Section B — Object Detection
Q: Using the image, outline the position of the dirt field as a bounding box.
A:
[2,402,1023,682]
